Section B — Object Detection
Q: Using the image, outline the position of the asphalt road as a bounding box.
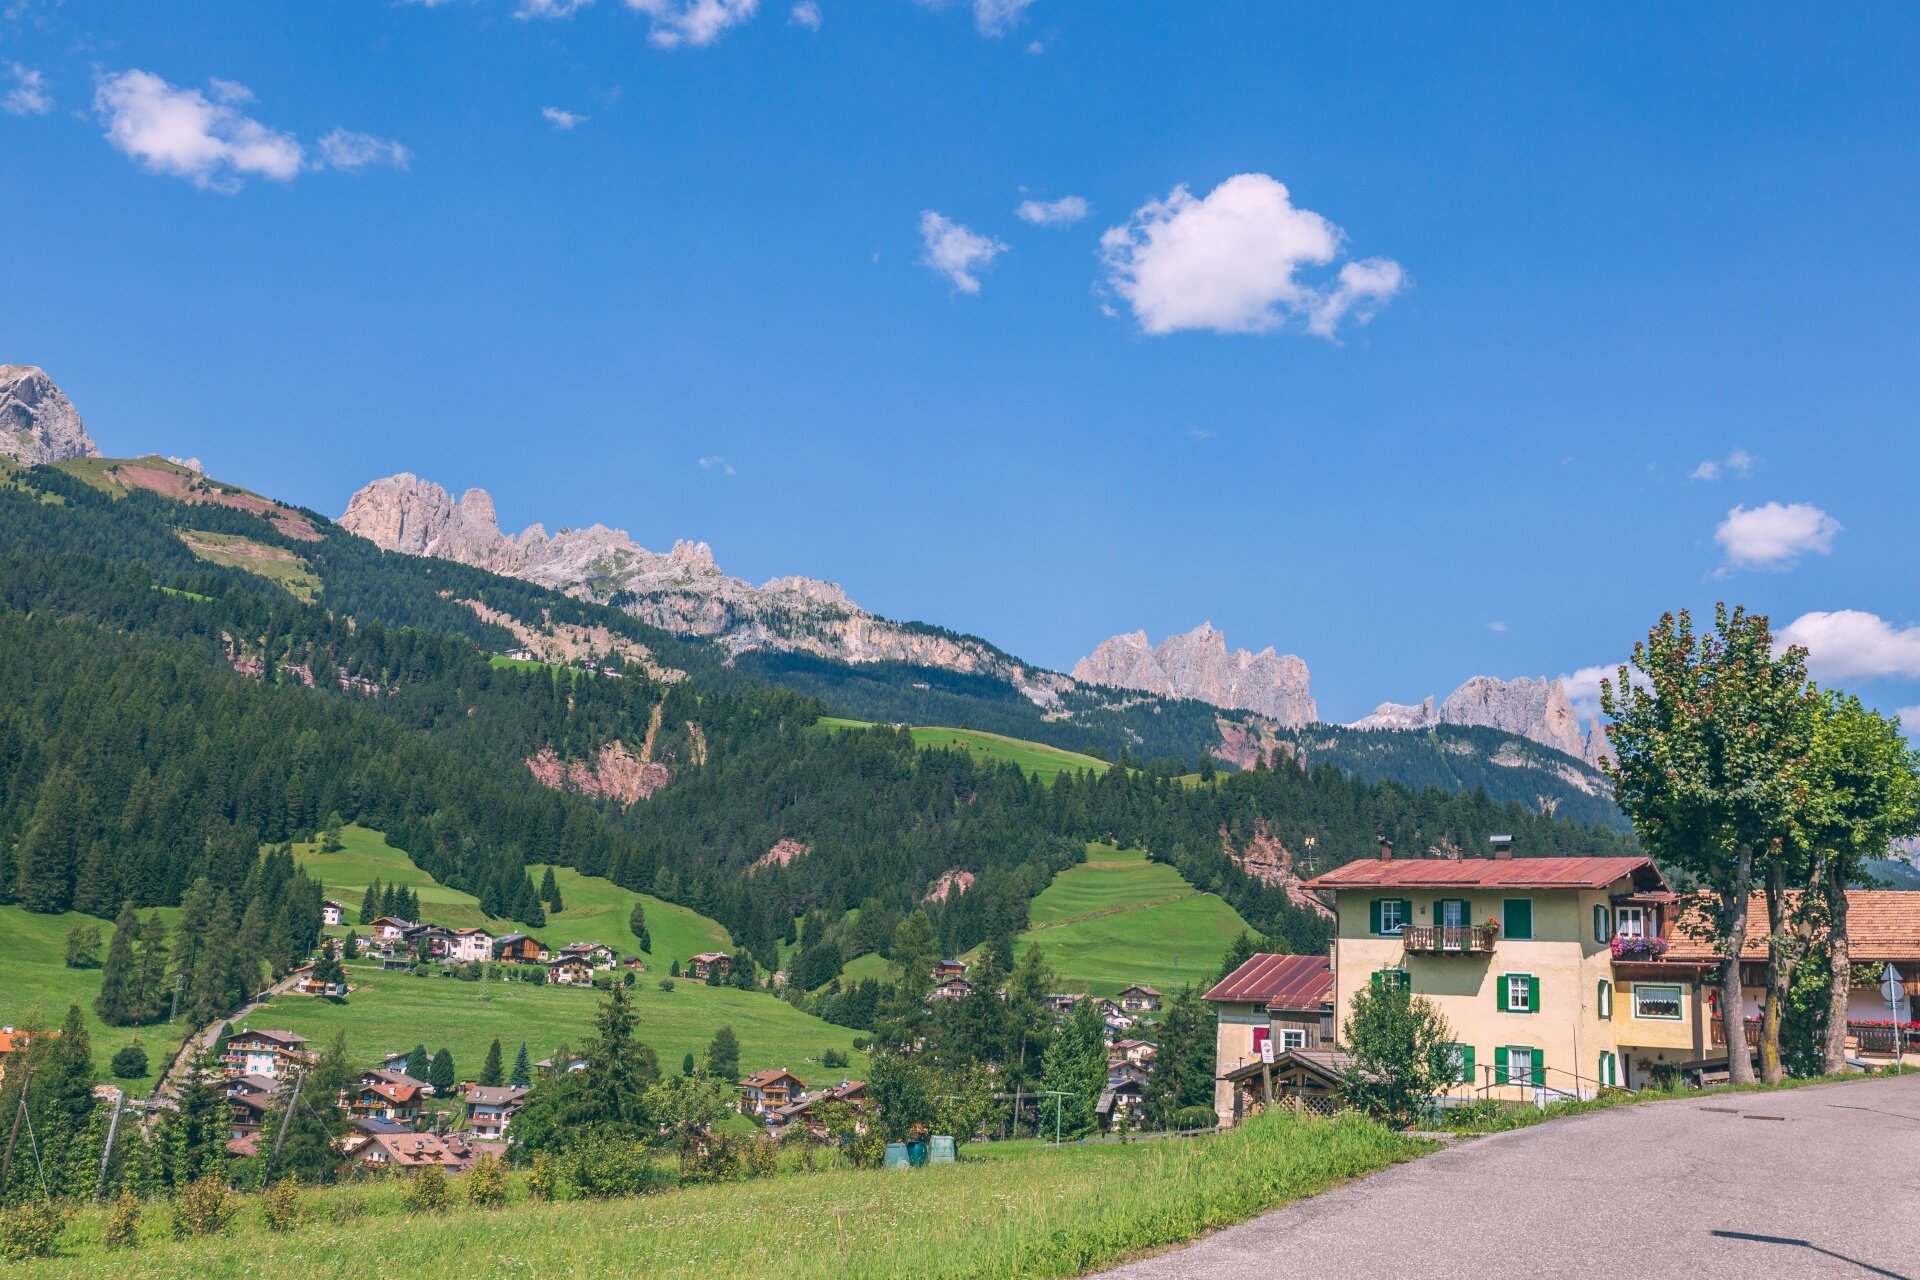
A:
[1105,1073,1920,1280]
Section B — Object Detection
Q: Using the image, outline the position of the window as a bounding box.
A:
[1597,978,1612,1019]
[1593,903,1610,944]
[1615,906,1646,939]
[1633,984,1684,1020]
[1372,898,1410,935]
[1438,898,1470,929]
[1498,972,1538,1013]
[1502,898,1534,940]
[1279,1027,1307,1050]
[1495,1045,1540,1086]
[1436,1041,1475,1084]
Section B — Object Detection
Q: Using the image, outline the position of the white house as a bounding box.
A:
[447,927,496,964]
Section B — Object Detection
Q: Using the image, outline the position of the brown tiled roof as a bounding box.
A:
[1302,856,1663,892]
[740,1069,802,1089]
[464,1086,529,1107]
[231,1028,309,1046]
[1665,890,1920,964]
[1204,953,1333,1010]
[1119,985,1162,997]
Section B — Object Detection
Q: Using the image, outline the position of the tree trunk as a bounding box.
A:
[1759,859,1789,1084]
[1823,862,1854,1074]
[1720,845,1757,1084]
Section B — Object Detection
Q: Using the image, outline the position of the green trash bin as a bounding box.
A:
[883,1142,910,1170]
[928,1135,956,1165]
[907,1140,929,1167]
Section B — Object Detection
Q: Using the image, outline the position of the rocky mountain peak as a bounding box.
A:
[1351,674,1604,766]
[0,364,101,465]
[1071,623,1317,727]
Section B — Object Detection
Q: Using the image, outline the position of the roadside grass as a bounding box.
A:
[817,716,1112,782]
[0,904,185,1092]
[1441,1065,1906,1136]
[11,1109,1429,1279]
[1009,845,1252,997]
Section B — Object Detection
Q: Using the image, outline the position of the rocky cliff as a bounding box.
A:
[1071,623,1316,727]
[341,472,1070,700]
[0,365,99,465]
[1351,674,1606,766]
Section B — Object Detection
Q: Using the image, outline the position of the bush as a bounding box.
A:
[848,1128,886,1169]
[400,1165,450,1213]
[262,1176,304,1232]
[0,1202,67,1261]
[747,1136,779,1178]
[526,1151,558,1202]
[172,1176,237,1239]
[467,1153,508,1208]
[657,977,675,993]
[110,1043,149,1079]
[103,1191,140,1250]
[851,1036,871,1051]
[822,1048,849,1070]
[1170,1105,1218,1132]
[568,1139,668,1199]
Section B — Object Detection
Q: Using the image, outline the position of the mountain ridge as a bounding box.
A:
[0,364,99,465]
[1071,623,1317,727]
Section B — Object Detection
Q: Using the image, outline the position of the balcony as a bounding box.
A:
[1399,924,1498,956]
[1610,935,1668,961]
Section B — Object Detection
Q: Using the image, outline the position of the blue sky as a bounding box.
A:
[3,1,1917,726]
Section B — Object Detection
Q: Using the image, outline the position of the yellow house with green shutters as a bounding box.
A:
[1303,838,1698,1099]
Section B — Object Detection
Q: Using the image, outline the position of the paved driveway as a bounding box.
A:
[1106,1073,1920,1280]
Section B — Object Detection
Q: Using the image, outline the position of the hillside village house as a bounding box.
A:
[347,1131,492,1174]
[1205,952,1336,1123]
[933,959,969,981]
[361,1065,433,1097]
[689,952,732,980]
[321,899,347,926]
[447,927,496,964]
[464,1085,530,1139]
[546,955,595,985]
[770,1079,868,1138]
[352,1078,425,1125]
[494,933,549,964]
[222,1028,314,1081]
[558,940,617,969]
[369,916,414,943]
[536,1052,591,1077]
[1118,985,1163,1014]
[1113,1039,1157,1068]
[0,1027,50,1087]
[737,1068,806,1117]
[931,976,975,1001]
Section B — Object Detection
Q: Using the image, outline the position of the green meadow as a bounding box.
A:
[1010,845,1252,997]
[817,717,1112,781]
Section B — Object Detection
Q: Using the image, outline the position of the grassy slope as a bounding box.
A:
[1011,845,1252,997]
[176,529,321,602]
[0,905,184,1091]
[17,1110,1428,1279]
[818,716,1112,782]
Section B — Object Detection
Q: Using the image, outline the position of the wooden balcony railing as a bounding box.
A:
[1400,924,1499,955]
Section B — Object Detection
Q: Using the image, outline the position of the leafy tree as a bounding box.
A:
[1037,999,1106,1139]
[65,924,102,969]
[481,1038,504,1088]
[641,1075,733,1175]
[510,1042,532,1089]
[704,1025,740,1081]
[1144,986,1213,1126]
[429,1048,456,1095]
[1603,605,1814,1084]
[1339,978,1454,1127]
[110,1043,149,1079]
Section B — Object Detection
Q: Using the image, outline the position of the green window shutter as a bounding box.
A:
[1462,900,1472,925]
[1496,975,1510,1012]
[1528,974,1541,1013]
[1460,1043,1475,1084]
[1369,899,1382,934]
[1503,898,1533,940]
[1370,970,1381,992]
[1531,1051,1545,1087]
[1494,1045,1509,1085]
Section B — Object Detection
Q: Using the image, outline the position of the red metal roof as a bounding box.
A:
[1204,953,1333,1011]
[1301,856,1662,892]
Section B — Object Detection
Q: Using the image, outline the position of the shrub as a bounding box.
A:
[0,1202,67,1261]
[747,1136,779,1178]
[657,977,675,993]
[851,1036,871,1051]
[568,1139,668,1199]
[262,1176,304,1232]
[172,1176,237,1239]
[1171,1105,1218,1131]
[400,1165,450,1213]
[467,1153,508,1208]
[103,1191,140,1251]
[526,1151,558,1202]
[110,1043,149,1079]
[822,1048,850,1069]
[848,1128,886,1169]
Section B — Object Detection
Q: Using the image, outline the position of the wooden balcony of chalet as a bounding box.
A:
[1398,924,1499,956]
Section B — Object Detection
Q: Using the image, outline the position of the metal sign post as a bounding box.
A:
[1882,964,1907,1075]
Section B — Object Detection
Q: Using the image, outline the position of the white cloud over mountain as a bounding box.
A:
[1777,611,1920,681]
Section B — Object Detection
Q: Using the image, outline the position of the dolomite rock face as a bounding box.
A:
[1071,623,1316,727]
[1351,675,1604,765]
[0,365,100,464]
[340,472,1071,700]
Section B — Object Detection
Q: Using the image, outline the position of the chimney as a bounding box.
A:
[1377,837,1393,862]
[1489,835,1514,861]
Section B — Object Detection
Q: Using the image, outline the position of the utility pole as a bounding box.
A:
[261,1067,306,1185]
[0,1067,32,1194]
[95,1090,125,1200]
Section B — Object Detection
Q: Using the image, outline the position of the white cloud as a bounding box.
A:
[1014,194,1088,226]
[972,0,1033,35]
[918,211,1006,294]
[1777,611,1920,682]
[93,70,305,192]
[624,0,757,47]
[698,455,736,475]
[1185,426,1214,442]
[541,106,587,129]
[1897,706,1920,740]
[517,0,594,16]
[3,63,51,116]
[790,0,820,28]
[1099,173,1404,337]
[1487,620,1507,633]
[317,128,410,170]
[1689,448,1755,482]
[1714,501,1841,570]
[1558,662,1645,725]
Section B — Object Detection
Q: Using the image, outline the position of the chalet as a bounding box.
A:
[296,966,346,997]
[1205,952,1336,1124]
[411,925,456,960]
[559,941,617,970]
[464,1085,530,1139]
[359,1066,433,1097]
[494,933,549,964]
[352,1079,425,1125]
[1045,993,1087,1017]
[933,959,970,981]
[369,916,415,942]
[320,900,347,927]
[1117,985,1163,1014]
[226,1089,274,1139]
[1096,1062,1150,1132]
[546,955,595,986]
[347,1131,489,1174]
[930,976,975,1001]
[536,1052,591,1077]
[1112,1039,1157,1067]
[737,1068,806,1117]
[688,952,732,981]
[447,927,496,965]
[222,1029,314,1081]
[770,1079,868,1139]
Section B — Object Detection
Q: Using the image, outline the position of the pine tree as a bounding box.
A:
[135,911,170,1023]
[681,1051,695,1076]
[264,1030,351,1184]
[170,877,216,1004]
[342,930,359,960]
[510,1042,532,1088]
[704,1025,740,1081]
[481,1039,504,1087]
[407,1043,431,1082]
[540,866,562,913]
[429,1048,456,1094]
[265,904,298,980]
[629,900,651,953]
[95,900,143,1026]
[14,766,89,913]
[1038,999,1106,1138]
